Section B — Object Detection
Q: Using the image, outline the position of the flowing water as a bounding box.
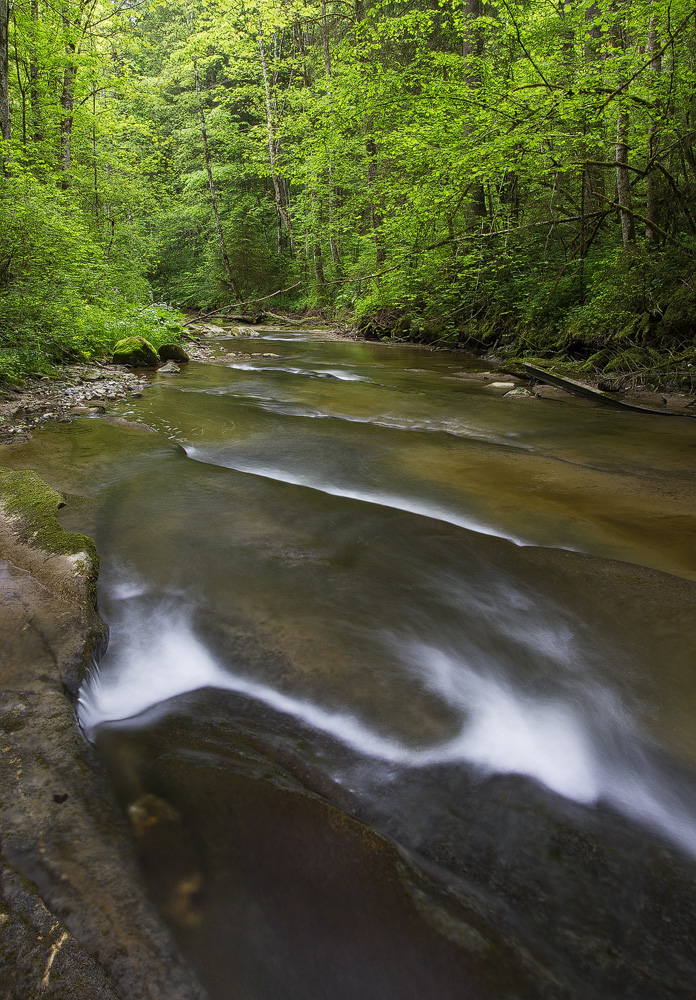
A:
[3,327,696,999]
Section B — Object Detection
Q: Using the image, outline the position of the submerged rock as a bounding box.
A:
[103,685,696,1000]
[112,336,159,367]
[98,708,560,1000]
[157,361,181,374]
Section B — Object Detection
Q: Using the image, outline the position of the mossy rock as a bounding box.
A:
[158,343,190,363]
[112,336,159,367]
[0,468,97,564]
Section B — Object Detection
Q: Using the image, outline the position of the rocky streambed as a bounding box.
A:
[0,468,207,999]
[2,323,696,999]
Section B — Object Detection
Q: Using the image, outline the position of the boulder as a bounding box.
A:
[158,344,190,363]
[111,337,159,368]
[157,362,180,374]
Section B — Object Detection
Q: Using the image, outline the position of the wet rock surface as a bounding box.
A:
[97,707,563,1000]
[0,469,207,1000]
[96,691,696,1000]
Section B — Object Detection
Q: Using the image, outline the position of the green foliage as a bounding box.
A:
[1,0,695,385]
[0,161,183,385]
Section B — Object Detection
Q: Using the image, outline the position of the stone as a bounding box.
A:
[0,469,207,1000]
[533,385,576,401]
[158,344,190,363]
[503,387,533,397]
[68,406,104,417]
[188,323,226,336]
[486,381,517,390]
[157,361,180,374]
[111,336,159,368]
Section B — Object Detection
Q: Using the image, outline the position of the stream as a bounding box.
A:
[3,326,696,999]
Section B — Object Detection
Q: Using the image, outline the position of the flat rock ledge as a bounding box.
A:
[0,467,207,1000]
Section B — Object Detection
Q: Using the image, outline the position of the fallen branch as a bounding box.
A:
[184,281,303,326]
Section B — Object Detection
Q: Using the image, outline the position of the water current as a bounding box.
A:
[4,326,696,999]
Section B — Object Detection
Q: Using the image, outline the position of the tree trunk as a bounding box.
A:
[616,106,635,246]
[0,0,11,146]
[612,7,634,247]
[366,136,385,265]
[29,0,41,142]
[462,0,486,219]
[645,10,662,247]
[313,240,325,286]
[320,2,340,267]
[258,20,292,252]
[583,2,605,212]
[192,57,242,297]
[10,10,26,146]
[60,8,75,188]
[182,0,242,296]
[92,88,99,220]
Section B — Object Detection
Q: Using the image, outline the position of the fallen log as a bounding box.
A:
[522,363,696,419]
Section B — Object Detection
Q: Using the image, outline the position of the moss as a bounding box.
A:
[112,336,159,367]
[0,467,98,568]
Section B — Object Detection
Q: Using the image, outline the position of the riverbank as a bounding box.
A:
[1,322,694,447]
[0,340,216,445]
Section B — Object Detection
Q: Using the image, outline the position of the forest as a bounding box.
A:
[1,0,695,387]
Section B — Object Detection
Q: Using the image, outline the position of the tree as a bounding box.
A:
[1,0,10,145]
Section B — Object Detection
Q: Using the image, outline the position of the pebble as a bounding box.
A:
[0,365,149,444]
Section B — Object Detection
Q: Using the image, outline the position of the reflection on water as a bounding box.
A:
[3,326,696,997]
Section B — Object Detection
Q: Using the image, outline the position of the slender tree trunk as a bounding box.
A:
[313,237,325,286]
[321,1,331,80]
[581,1,605,266]
[321,1,340,266]
[583,4,605,213]
[0,0,11,146]
[192,57,242,297]
[462,0,486,219]
[29,0,40,141]
[612,7,635,247]
[10,11,26,146]
[645,10,662,247]
[258,20,292,252]
[366,136,385,265]
[183,0,242,296]
[92,86,99,220]
[615,106,635,246]
[60,9,75,188]
[355,0,384,265]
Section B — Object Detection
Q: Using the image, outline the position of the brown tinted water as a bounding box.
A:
[3,328,696,999]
